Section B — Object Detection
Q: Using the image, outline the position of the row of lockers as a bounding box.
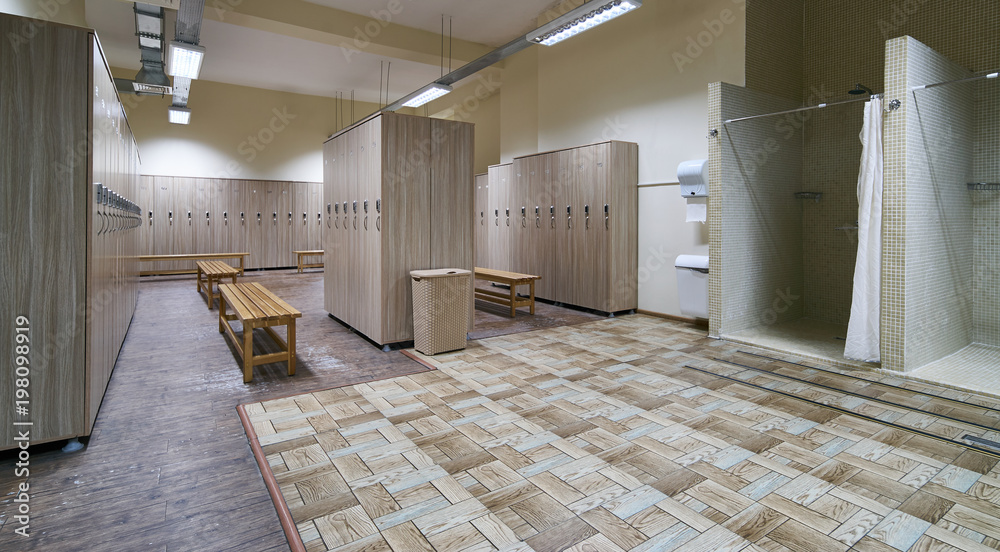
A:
[1,17,142,449]
[476,141,639,313]
[137,177,324,270]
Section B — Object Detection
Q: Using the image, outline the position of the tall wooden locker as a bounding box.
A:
[507,140,638,313]
[486,164,512,271]
[1,15,141,450]
[474,174,488,268]
[323,112,474,347]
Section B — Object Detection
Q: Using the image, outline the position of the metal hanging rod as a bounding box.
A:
[722,94,882,125]
[912,71,999,91]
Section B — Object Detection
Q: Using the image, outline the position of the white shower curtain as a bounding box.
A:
[845,97,883,362]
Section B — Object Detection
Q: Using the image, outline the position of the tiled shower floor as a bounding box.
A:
[908,343,1000,399]
[724,320,1000,400]
[721,318,871,370]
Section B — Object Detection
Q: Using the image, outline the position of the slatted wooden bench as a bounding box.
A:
[196,260,240,310]
[474,267,541,318]
[218,283,302,383]
[139,252,249,276]
[293,250,324,273]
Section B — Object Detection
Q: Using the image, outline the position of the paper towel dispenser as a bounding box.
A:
[678,159,708,197]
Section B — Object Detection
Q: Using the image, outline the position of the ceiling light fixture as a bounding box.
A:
[527,0,642,47]
[400,83,453,108]
[167,41,205,79]
[168,106,191,125]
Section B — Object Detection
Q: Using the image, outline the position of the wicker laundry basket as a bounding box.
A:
[410,269,471,355]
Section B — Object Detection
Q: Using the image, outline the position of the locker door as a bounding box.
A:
[536,155,557,301]
[212,179,230,256]
[575,144,608,311]
[276,181,293,268]
[323,141,337,315]
[292,182,308,254]
[138,176,155,256]
[229,181,247,262]
[170,178,196,270]
[474,173,488,268]
[309,182,323,251]
[248,182,266,268]
[194,178,211,254]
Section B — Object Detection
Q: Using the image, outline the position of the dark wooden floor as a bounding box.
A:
[0,269,601,551]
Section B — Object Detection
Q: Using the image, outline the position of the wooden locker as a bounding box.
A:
[247,183,265,268]
[430,118,475,331]
[486,164,511,271]
[211,179,230,255]
[323,112,472,347]
[1,16,140,449]
[323,142,336,315]
[230,180,248,260]
[138,176,155,255]
[474,173,488,268]
[275,182,293,267]
[194,179,211,253]
[606,142,639,312]
[292,183,308,253]
[309,182,323,250]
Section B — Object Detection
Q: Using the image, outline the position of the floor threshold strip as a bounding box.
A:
[713,357,1000,433]
[681,364,1000,459]
[736,349,1000,414]
[963,435,1000,452]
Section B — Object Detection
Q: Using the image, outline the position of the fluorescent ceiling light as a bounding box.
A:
[401,83,453,108]
[528,0,641,46]
[168,106,191,125]
[167,41,205,79]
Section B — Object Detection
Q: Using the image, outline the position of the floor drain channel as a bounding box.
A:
[963,435,1000,451]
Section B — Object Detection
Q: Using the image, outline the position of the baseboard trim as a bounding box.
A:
[636,309,709,327]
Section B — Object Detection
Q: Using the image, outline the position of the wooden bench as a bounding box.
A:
[219,283,302,383]
[196,260,240,310]
[139,253,249,276]
[474,267,541,318]
[293,250,324,273]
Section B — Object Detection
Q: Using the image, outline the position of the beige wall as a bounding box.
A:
[116,71,382,182]
[0,0,86,26]
[497,0,746,316]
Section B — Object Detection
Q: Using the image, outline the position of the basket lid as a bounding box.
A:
[410,268,472,280]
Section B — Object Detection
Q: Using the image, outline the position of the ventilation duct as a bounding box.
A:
[129,3,171,96]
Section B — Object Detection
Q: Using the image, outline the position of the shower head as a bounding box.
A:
[849,83,875,96]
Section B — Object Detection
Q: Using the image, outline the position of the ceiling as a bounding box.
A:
[84,0,558,104]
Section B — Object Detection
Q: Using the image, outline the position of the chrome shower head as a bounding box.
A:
[849,83,875,96]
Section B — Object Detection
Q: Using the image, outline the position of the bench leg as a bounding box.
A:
[243,324,254,383]
[207,275,216,310]
[509,284,517,318]
[287,319,296,376]
[530,280,536,315]
[219,295,227,334]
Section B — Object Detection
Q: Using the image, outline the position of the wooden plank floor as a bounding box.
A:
[0,270,605,551]
[244,316,1000,552]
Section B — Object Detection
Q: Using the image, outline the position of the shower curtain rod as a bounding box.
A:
[722,94,880,125]
[911,71,999,91]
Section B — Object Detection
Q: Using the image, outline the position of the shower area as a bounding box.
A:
[707,31,1000,395]
[707,83,868,367]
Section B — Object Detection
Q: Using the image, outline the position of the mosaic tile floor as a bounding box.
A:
[241,315,1000,552]
[909,344,1000,399]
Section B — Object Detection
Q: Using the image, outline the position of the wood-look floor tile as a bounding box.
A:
[523,516,599,552]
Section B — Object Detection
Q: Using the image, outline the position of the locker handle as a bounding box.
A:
[353,216,357,230]
[303,212,307,224]
[223,211,228,226]
[169,211,173,225]
[605,204,609,229]
[494,208,499,226]
[567,205,572,229]
[273,212,277,225]
[376,199,381,213]
[352,201,357,214]
[376,216,381,232]
[364,216,368,231]
[364,199,369,213]
[335,216,339,229]
[257,212,261,224]
[585,204,590,229]
[149,210,153,226]
[206,211,210,225]
[480,211,484,226]
[241,212,245,225]
[521,206,526,228]
[188,211,192,225]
